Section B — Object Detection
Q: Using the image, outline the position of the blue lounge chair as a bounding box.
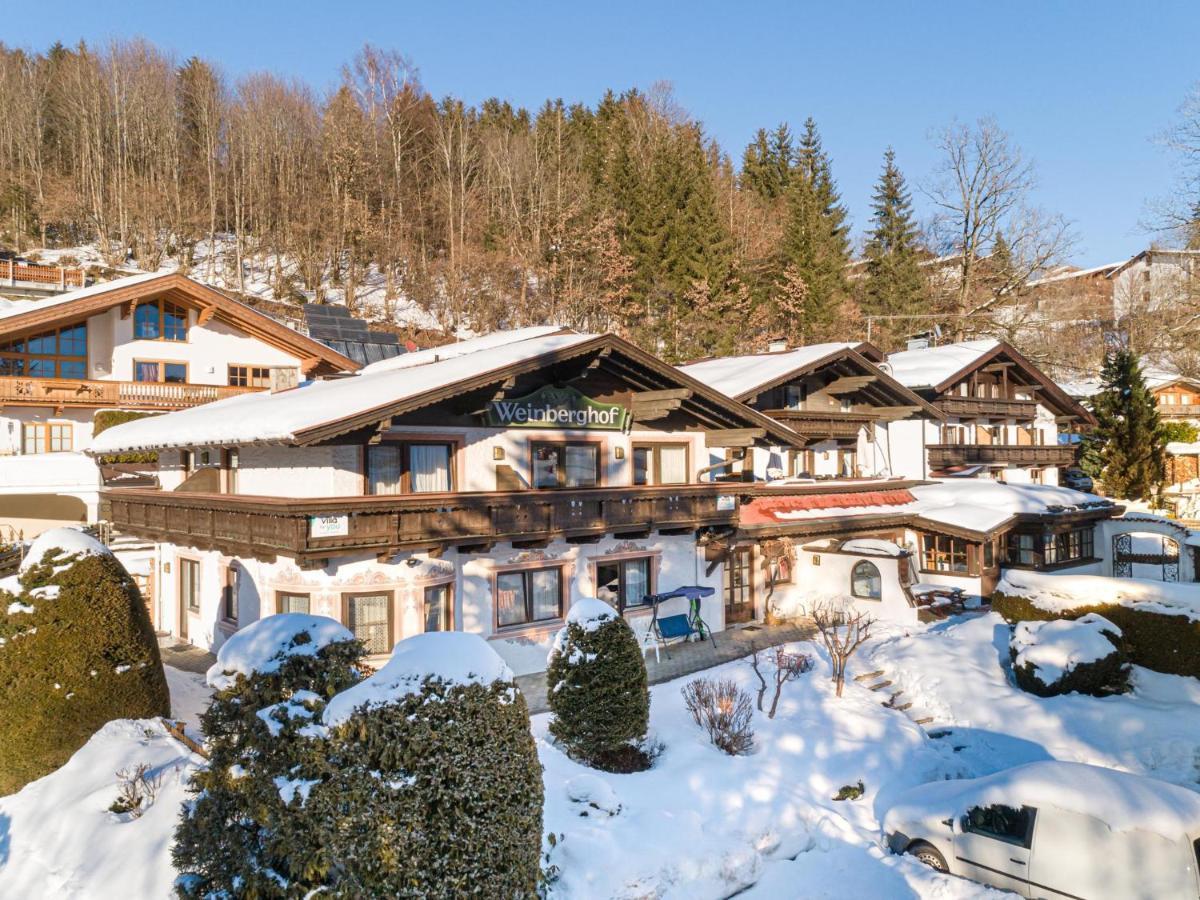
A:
[643,585,716,661]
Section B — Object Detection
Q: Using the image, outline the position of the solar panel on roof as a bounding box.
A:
[302,303,406,364]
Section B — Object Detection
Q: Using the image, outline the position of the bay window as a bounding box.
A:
[594,556,653,611]
[532,442,599,489]
[495,566,563,628]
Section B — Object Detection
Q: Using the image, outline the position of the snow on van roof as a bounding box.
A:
[885,339,1000,390]
[0,271,166,322]
[770,479,1111,534]
[87,330,595,453]
[678,343,859,398]
[361,325,568,374]
[886,761,1200,840]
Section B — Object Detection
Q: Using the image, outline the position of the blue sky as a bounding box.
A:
[9,0,1200,265]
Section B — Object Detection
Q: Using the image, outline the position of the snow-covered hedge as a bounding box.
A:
[0,530,169,795]
[546,598,650,771]
[173,614,365,898]
[314,633,543,897]
[1009,614,1129,697]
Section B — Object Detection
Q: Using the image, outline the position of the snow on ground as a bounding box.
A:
[869,613,1200,791]
[998,568,1200,622]
[0,667,209,899]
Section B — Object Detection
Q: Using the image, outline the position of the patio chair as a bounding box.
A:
[642,585,716,662]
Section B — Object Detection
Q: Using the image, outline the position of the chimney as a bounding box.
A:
[270,366,301,393]
[767,337,788,353]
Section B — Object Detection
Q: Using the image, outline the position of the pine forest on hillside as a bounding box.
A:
[1,39,1199,367]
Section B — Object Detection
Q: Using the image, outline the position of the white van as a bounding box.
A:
[883,761,1200,899]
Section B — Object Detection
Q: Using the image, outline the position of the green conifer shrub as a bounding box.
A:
[172,614,365,899]
[546,598,651,771]
[0,531,170,796]
[313,632,543,898]
[1009,614,1130,697]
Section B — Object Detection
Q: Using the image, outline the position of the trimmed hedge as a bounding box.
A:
[173,624,365,899]
[92,409,161,464]
[993,593,1200,679]
[1009,617,1130,697]
[547,610,650,769]
[0,549,170,796]
[316,677,544,898]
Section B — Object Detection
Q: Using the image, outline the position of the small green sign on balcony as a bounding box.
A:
[486,385,628,431]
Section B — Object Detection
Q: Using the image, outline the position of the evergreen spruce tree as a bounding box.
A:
[862,148,927,345]
[0,531,170,796]
[316,633,543,898]
[546,598,650,771]
[777,118,852,341]
[173,615,366,899]
[1087,349,1166,499]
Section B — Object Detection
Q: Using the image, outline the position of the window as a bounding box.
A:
[0,323,87,379]
[962,805,1036,848]
[594,556,653,611]
[532,442,599,489]
[228,365,271,388]
[851,561,882,600]
[277,592,310,614]
[983,539,995,569]
[1016,527,1095,567]
[495,566,563,628]
[784,383,807,410]
[345,592,392,655]
[423,583,453,632]
[134,300,188,341]
[366,441,453,495]
[1006,532,1037,567]
[134,360,187,383]
[180,558,200,613]
[22,422,73,454]
[632,443,689,485]
[227,449,240,494]
[922,534,971,574]
[221,567,239,624]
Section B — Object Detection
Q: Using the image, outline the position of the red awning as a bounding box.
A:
[740,488,916,524]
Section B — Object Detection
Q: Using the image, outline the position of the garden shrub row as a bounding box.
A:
[992,593,1200,679]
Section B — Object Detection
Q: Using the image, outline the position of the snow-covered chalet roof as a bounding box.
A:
[679,343,861,398]
[885,339,1000,390]
[0,271,165,322]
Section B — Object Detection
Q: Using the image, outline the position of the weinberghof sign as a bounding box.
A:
[486,385,629,431]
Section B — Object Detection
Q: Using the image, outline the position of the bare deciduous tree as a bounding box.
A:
[811,601,874,698]
[749,643,814,718]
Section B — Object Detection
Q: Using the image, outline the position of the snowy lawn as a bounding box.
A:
[4,618,1200,899]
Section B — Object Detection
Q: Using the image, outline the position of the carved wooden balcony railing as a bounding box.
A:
[928,443,1078,468]
[1157,403,1200,418]
[101,484,744,563]
[0,375,255,410]
[759,409,869,440]
[934,397,1038,419]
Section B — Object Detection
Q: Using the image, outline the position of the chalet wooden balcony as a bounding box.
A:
[928,443,1078,468]
[101,484,743,563]
[760,409,868,441]
[1157,404,1200,418]
[934,397,1038,419]
[0,375,255,410]
[1,259,86,290]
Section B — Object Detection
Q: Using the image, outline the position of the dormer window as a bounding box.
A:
[134,300,188,341]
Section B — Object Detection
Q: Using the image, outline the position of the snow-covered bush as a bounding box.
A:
[1009,613,1130,697]
[546,597,650,771]
[0,529,170,796]
[314,632,543,898]
[173,614,365,899]
[682,677,755,755]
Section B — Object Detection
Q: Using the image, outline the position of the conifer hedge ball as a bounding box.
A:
[173,618,365,900]
[0,546,170,796]
[546,601,650,766]
[316,673,544,898]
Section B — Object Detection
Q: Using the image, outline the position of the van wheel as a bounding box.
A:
[909,841,948,873]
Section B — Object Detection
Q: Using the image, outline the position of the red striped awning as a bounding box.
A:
[740,488,916,524]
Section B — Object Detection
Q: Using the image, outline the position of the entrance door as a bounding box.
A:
[724,547,754,625]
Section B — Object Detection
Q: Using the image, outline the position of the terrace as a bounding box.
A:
[0,374,254,410]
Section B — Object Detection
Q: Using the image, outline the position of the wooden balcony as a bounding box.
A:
[1157,404,1200,419]
[101,484,742,563]
[928,443,1078,468]
[1,259,86,291]
[0,375,255,410]
[935,397,1038,419]
[760,409,868,441]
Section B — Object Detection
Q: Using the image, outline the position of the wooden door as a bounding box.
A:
[724,547,754,625]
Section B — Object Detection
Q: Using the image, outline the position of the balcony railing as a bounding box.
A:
[1157,404,1200,418]
[1,259,86,290]
[935,397,1038,419]
[102,484,743,563]
[928,443,1078,468]
[759,409,868,440]
[0,375,255,410]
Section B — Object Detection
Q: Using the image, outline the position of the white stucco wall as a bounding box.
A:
[767,546,918,625]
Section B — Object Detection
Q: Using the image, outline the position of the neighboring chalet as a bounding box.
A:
[0,272,356,540]
[91,326,806,671]
[1147,372,1200,425]
[885,339,1095,484]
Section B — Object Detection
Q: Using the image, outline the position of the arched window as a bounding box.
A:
[851,560,882,600]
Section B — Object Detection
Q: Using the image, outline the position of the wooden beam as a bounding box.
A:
[823,375,877,396]
[704,427,766,448]
[630,389,692,421]
[871,405,923,421]
[631,388,693,402]
[196,305,217,326]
